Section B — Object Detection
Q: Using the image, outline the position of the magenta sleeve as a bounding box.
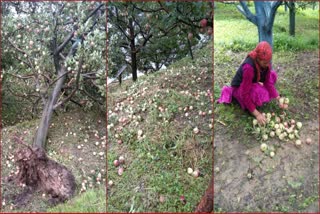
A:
[264,71,279,99]
[239,64,256,112]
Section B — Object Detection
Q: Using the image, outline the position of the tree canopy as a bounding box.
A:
[2,1,106,147]
[107,1,213,82]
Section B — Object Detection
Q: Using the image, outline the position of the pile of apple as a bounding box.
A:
[251,97,311,157]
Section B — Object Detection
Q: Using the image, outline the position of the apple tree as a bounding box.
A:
[107,1,213,82]
[1,2,106,148]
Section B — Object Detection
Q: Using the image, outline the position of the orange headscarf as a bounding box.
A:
[248,41,272,82]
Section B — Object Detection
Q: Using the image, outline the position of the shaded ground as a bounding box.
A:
[1,107,106,212]
[214,50,319,212]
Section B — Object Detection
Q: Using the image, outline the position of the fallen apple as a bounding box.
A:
[262,134,268,141]
[270,131,275,137]
[192,169,200,178]
[270,151,275,158]
[118,167,124,176]
[296,122,302,129]
[260,143,268,152]
[306,137,312,145]
[193,127,199,134]
[113,160,119,167]
[295,139,302,147]
[119,156,125,164]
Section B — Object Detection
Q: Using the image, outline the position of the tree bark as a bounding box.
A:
[119,73,122,85]
[238,1,282,50]
[187,38,194,60]
[129,18,138,82]
[33,68,66,148]
[254,2,273,48]
[289,2,295,36]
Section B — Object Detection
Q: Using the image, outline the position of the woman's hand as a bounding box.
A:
[256,113,266,125]
[252,109,266,125]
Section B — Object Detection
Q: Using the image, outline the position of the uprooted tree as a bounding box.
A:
[1,1,106,204]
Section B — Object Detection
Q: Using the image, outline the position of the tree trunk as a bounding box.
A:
[119,73,122,85]
[129,18,138,82]
[195,176,213,212]
[33,68,66,148]
[289,2,295,36]
[285,2,288,12]
[255,2,273,48]
[131,52,138,82]
[187,38,194,60]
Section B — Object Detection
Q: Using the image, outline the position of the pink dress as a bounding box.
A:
[217,64,279,112]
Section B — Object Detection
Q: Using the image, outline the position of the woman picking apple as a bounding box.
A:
[217,41,285,125]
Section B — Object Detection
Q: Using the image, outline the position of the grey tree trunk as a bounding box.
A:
[254,1,274,48]
[237,1,283,50]
[33,68,66,148]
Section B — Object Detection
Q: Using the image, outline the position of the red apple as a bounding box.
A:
[200,19,207,28]
[180,195,186,205]
[113,160,119,167]
[118,167,124,176]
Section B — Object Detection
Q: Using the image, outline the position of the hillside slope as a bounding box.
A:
[107,43,213,212]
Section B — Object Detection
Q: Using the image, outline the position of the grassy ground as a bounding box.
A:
[1,106,106,212]
[214,3,318,52]
[107,43,213,212]
[214,2,319,212]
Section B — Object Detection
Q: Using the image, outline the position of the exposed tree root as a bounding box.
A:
[7,136,76,207]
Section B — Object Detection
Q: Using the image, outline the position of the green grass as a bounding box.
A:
[48,189,106,212]
[214,3,319,52]
[107,43,213,212]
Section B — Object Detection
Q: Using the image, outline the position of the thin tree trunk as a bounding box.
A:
[131,52,138,81]
[119,73,122,85]
[285,3,288,12]
[33,68,66,148]
[289,2,295,36]
[187,38,194,60]
[129,18,138,82]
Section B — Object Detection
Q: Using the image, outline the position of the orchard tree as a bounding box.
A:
[286,1,295,36]
[284,1,318,37]
[2,2,106,148]
[237,1,282,48]
[108,1,213,82]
